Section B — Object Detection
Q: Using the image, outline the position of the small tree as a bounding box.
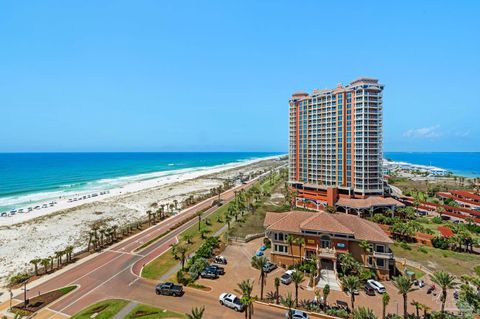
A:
[323,284,330,306]
[274,277,280,304]
[342,275,360,311]
[430,271,458,319]
[392,275,415,319]
[251,256,268,300]
[382,292,390,319]
[291,271,304,307]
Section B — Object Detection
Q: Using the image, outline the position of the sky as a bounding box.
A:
[0,1,479,153]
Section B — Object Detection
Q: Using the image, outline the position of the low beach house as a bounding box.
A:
[264,211,395,280]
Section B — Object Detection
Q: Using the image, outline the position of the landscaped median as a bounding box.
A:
[141,169,287,282]
[11,285,77,316]
[141,202,231,280]
[70,299,186,319]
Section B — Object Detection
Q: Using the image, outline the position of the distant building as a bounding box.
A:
[264,211,395,280]
[289,78,398,211]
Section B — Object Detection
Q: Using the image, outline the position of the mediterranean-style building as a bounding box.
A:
[264,211,395,280]
[289,78,400,213]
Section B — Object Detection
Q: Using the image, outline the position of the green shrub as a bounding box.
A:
[417,246,428,254]
[431,236,450,250]
[9,273,29,286]
[399,242,411,250]
[432,216,443,224]
[188,258,208,280]
[326,308,349,318]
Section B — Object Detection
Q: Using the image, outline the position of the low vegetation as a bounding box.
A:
[125,304,186,319]
[12,285,77,315]
[70,299,129,319]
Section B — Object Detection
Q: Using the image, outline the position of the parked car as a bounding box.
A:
[263,261,277,273]
[214,255,227,264]
[200,269,218,279]
[259,245,267,251]
[155,282,183,296]
[364,284,376,296]
[206,265,225,275]
[367,279,386,293]
[219,293,244,312]
[255,251,264,256]
[285,309,309,319]
[281,270,296,285]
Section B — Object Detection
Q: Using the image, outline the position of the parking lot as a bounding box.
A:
[196,238,456,317]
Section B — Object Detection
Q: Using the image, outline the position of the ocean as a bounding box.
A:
[1,152,478,213]
[384,152,480,178]
[0,152,283,212]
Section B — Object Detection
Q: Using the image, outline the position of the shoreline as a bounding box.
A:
[0,154,285,226]
[0,156,286,286]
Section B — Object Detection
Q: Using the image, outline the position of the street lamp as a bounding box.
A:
[21,281,29,309]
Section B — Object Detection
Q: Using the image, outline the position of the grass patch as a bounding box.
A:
[70,299,129,319]
[142,204,230,280]
[391,242,480,277]
[125,304,186,319]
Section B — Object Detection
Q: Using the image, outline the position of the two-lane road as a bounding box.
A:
[15,175,284,318]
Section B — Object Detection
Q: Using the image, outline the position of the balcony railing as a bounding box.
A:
[373,251,394,259]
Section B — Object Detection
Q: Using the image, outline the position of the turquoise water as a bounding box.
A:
[0,152,283,212]
[384,152,480,178]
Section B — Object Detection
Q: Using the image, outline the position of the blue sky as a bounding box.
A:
[0,1,479,152]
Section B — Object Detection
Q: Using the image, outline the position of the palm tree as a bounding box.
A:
[173,199,178,211]
[64,246,74,263]
[225,214,232,230]
[195,211,202,230]
[274,277,280,304]
[341,275,360,311]
[251,256,268,300]
[410,300,421,319]
[285,235,296,265]
[430,271,458,318]
[238,279,254,319]
[170,242,179,259]
[353,307,377,319]
[280,293,296,319]
[187,306,205,319]
[382,292,390,319]
[291,271,304,307]
[359,240,371,264]
[30,259,41,276]
[40,258,50,274]
[182,233,193,245]
[199,226,209,239]
[323,284,330,306]
[294,237,305,264]
[177,245,188,270]
[392,275,415,319]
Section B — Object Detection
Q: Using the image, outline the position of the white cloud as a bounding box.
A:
[403,125,441,138]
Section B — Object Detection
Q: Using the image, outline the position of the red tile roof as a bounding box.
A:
[264,211,393,244]
[437,226,455,238]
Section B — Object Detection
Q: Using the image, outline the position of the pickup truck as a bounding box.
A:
[206,265,225,275]
[219,293,245,312]
[155,282,183,297]
[200,269,218,279]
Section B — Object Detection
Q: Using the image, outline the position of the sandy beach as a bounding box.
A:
[0,156,286,287]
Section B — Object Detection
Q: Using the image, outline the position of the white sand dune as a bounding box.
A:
[0,156,286,287]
